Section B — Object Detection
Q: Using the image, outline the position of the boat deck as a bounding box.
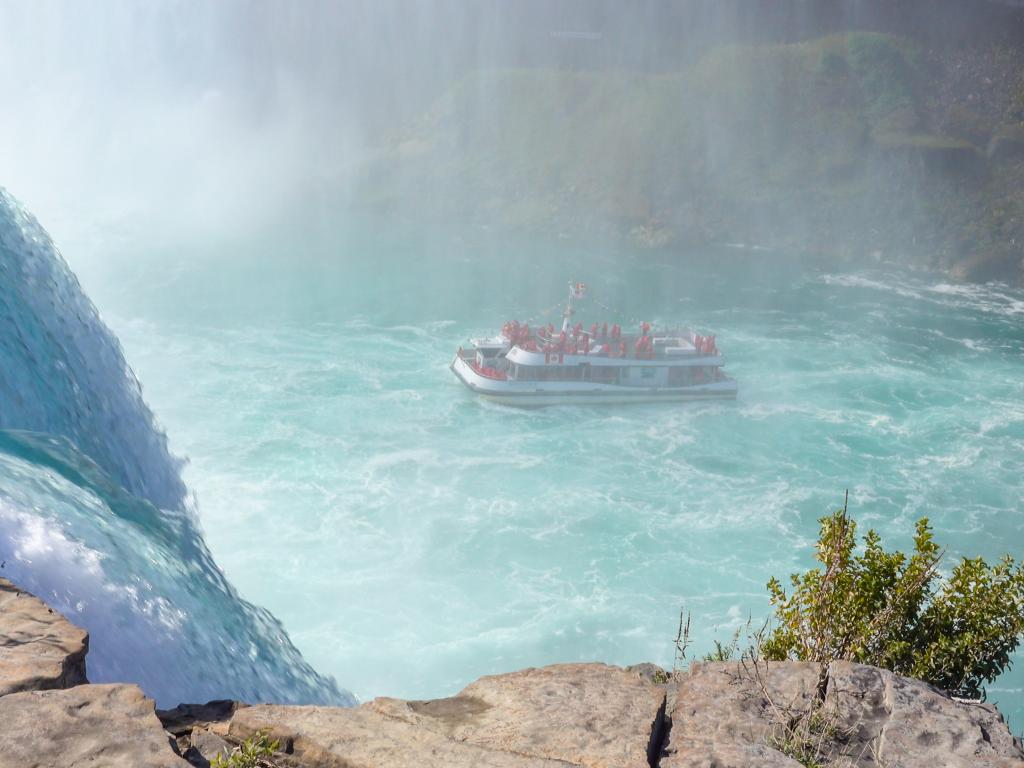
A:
[452,289,736,405]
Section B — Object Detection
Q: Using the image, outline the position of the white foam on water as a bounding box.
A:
[0,188,350,707]
[927,281,1024,318]
[81,246,1024,723]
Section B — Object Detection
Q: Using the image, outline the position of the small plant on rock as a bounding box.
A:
[702,624,744,662]
[211,731,280,768]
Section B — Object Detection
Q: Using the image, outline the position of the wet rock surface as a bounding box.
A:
[0,576,88,696]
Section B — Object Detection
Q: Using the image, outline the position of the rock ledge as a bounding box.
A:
[2,575,1022,767]
[0,576,88,696]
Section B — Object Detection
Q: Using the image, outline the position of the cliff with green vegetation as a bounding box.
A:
[360,32,1024,283]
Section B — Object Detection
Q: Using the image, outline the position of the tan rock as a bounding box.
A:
[227,663,665,768]
[828,661,1024,768]
[230,703,574,768]
[0,683,189,767]
[662,660,1024,768]
[185,727,233,767]
[662,660,818,768]
[665,740,803,768]
[370,662,667,768]
[0,576,88,695]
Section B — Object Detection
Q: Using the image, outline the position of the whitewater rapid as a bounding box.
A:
[71,222,1024,729]
[10,192,1022,727]
[0,188,352,707]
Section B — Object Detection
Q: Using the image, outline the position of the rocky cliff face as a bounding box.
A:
[358,31,1024,284]
[1,575,1022,767]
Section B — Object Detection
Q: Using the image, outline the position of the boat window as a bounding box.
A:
[641,367,656,379]
[539,366,583,381]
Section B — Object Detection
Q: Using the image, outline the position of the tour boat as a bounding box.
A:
[450,282,738,406]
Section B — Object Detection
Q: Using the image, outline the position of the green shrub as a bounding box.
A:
[211,731,280,768]
[763,501,1024,698]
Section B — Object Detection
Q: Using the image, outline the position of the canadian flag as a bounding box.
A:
[571,282,587,298]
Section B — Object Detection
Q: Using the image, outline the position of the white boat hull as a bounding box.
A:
[450,356,737,407]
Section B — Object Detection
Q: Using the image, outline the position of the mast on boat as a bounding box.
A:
[562,281,586,333]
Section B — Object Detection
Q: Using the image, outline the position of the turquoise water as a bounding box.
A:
[0,190,348,707]
[75,224,1024,725]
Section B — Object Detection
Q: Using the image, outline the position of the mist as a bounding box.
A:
[2,0,1024,740]
[4,0,1021,282]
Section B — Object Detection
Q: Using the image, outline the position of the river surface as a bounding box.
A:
[71,223,1024,725]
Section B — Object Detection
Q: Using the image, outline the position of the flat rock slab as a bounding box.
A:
[663,660,1024,768]
[231,703,575,768]
[0,576,88,695]
[229,663,665,768]
[0,683,189,767]
[370,662,667,768]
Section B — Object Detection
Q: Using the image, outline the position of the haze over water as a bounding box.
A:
[2,0,1022,734]
[71,223,1024,725]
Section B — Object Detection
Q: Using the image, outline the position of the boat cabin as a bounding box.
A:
[450,282,737,405]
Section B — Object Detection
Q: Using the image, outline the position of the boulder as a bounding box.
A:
[230,703,575,767]
[370,663,667,768]
[0,576,88,696]
[662,660,1024,768]
[0,683,189,767]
